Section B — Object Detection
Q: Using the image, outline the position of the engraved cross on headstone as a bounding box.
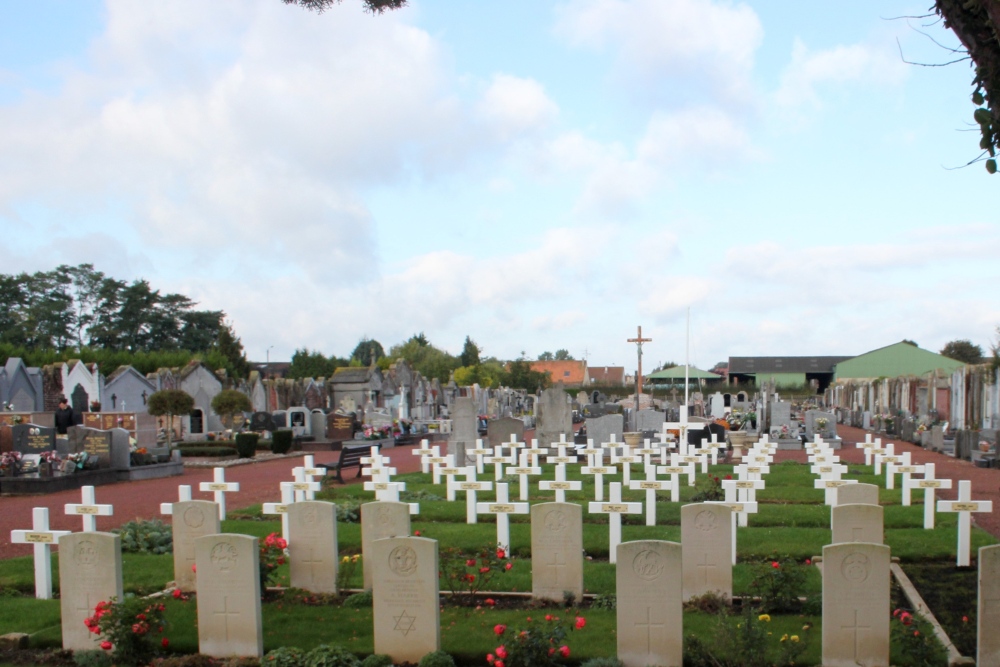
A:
[635,605,665,655]
[213,596,241,642]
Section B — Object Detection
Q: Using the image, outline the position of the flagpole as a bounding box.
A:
[684,307,690,407]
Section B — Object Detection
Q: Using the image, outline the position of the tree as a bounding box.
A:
[211,389,253,430]
[288,348,347,379]
[215,321,249,378]
[282,0,407,13]
[147,389,195,448]
[351,338,385,365]
[537,351,554,361]
[460,336,481,367]
[902,339,919,347]
[503,357,551,391]
[386,334,460,382]
[932,2,1000,172]
[940,339,984,364]
[554,349,574,361]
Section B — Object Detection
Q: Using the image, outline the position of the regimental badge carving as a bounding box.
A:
[211,542,239,572]
[388,546,418,577]
[841,552,871,583]
[183,506,205,529]
[302,506,318,525]
[544,510,568,533]
[632,549,664,581]
[694,510,717,532]
[74,540,98,569]
[377,507,391,527]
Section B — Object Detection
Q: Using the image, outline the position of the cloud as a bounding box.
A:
[554,0,764,105]
[638,106,758,168]
[476,74,559,141]
[775,37,908,110]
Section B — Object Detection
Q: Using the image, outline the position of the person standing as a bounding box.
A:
[54,397,75,435]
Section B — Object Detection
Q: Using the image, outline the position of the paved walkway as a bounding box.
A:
[1,425,997,560]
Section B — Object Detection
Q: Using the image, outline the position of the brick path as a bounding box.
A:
[2,425,997,560]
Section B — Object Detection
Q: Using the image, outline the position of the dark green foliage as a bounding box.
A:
[890,608,947,667]
[335,499,362,523]
[271,429,294,454]
[747,557,812,614]
[113,519,173,554]
[460,336,480,367]
[73,649,114,667]
[235,433,259,459]
[416,651,455,667]
[303,644,361,667]
[147,390,195,418]
[590,594,616,610]
[212,390,253,429]
[263,648,306,667]
[579,659,623,667]
[289,348,349,379]
[683,605,812,667]
[939,339,984,364]
[359,655,393,667]
[385,334,461,382]
[503,356,551,391]
[283,0,407,14]
[342,591,373,608]
[351,338,385,366]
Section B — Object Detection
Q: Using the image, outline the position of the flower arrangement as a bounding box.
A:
[259,532,287,591]
[11,415,23,425]
[488,614,586,667]
[40,451,62,464]
[84,596,170,665]
[67,452,88,469]
[90,400,101,412]
[361,425,394,441]
[336,553,361,593]
[1,450,23,470]
[815,417,829,429]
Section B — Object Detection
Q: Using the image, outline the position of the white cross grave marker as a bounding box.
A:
[587,482,642,564]
[64,485,113,532]
[263,482,295,543]
[475,482,528,557]
[538,462,582,503]
[655,462,691,503]
[887,461,925,506]
[724,478,765,527]
[160,485,193,515]
[904,463,952,529]
[291,467,323,502]
[448,465,494,523]
[628,465,668,526]
[508,451,542,501]
[708,484,758,564]
[10,507,71,599]
[581,448,617,502]
[199,467,240,520]
[484,444,516,481]
[412,440,437,474]
[937,480,993,567]
[467,439,492,476]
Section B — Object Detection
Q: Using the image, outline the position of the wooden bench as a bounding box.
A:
[323,444,374,484]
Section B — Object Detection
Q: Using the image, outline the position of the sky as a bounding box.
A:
[1,0,998,371]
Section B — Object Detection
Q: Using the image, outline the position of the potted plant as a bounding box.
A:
[1,451,23,476]
[39,451,61,477]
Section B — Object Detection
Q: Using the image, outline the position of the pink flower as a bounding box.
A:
[479,566,490,574]
[172,589,182,599]
[575,616,586,629]
[771,562,780,569]
[191,564,197,573]
[162,638,170,648]
[277,538,288,549]
[495,661,505,667]
[913,630,920,637]
[100,641,112,651]
[805,559,811,565]
[485,598,496,606]
[486,654,494,664]
[466,559,477,567]
[496,548,506,559]
[545,614,553,622]
[494,624,506,636]
[504,562,512,571]
[414,530,421,536]
[559,645,570,658]
[962,616,969,623]
[495,645,508,659]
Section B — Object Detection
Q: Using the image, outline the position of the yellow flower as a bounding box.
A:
[802,625,810,631]
[790,635,800,643]
[780,634,788,642]
[341,556,350,563]
[758,614,771,622]
[351,554,360,562]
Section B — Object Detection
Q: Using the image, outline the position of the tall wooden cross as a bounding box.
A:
[627,326,652,396]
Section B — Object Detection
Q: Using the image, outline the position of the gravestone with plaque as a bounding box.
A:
[249,412,274,432]
[11,424,56,456]
[58,532,123,651]
[67,426,114,468]
[371,536,440,663]
[327,411,357,442]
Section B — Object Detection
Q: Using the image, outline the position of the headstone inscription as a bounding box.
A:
[67,426,113,467]
[822,542,890,667]
[11,424,56,456]
[288,501,338,594]
[680,503,732,601]
[58,532,123,651]
[978,544,1000,667]
[172,500,221,592]
[371,536,440,664]
[361,501,412,591]
[616,540,682,667]
[531,502,583,601]
[195,534,263,658]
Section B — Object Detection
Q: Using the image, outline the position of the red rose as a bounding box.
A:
[413,530,421,536]
[100,641,112,651]
[494,624,506,636]
[495,661,504,667]
[486,654,494,664]
[496,645,507,659]
[545,614,553,621]
[485,598,496,606]
[479,567,490,574]
[496,548,506,559]
[575,616,586,629]
[162,638,170,648]
[559,645,570,658]
[172,589,183,599]
[771,562,780,568]
[466,559,477,567]
[504,562,512,571]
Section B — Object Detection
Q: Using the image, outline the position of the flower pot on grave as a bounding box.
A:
[39,462,53,477]
[1,466,12,478]
[623,432,643,448]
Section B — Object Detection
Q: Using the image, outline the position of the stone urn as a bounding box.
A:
[623,432,643,447]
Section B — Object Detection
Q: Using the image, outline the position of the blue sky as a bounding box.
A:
[1,0,997,370]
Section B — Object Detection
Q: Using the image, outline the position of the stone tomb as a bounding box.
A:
[979,544,1000,667]
[831,504,883,544]
[326,411,357,442]
[172,500,221,592]
[487,417,525,449]
[371,536,440,664]
[616,540,682,667]
[536,386,572,448]
[58,532,123,651]
[288,501,338,594]
[195,534,263,658]
[822,542,890,667]
[587,413,624,447]
[360,501,412,590]
[635,409,666,434]
[66,426,129,469]
[11,424,56,456]
[531,502,584,601]
[837,483,879,506]
[447,397,478,466]
[680,503,732,601]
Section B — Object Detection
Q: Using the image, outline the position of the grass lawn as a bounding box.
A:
[0,458,994,665]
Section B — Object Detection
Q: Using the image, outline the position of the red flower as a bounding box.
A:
[504,562,512,571]
[466,574,476,583]
[277,538,287,549]
[413,530,421,536]
[136,613,146,621]
[496,548,506,559]
[277,558,285,566]
[162,638,170,648]
[545,614,553,622]
[914,630,920,636]
[559,645,570,658]
[485,598,496,606]
[466,559,477,567]
[892,609,901,618]
[548,648,555,656]
[900,612,912,626]
[495,661,505,667]
[805,559,811,565]
[771,562,780,569]
[486,654,494,664]
[191,564,197,573]
[100,641,112,651]
[575,616,586,629]
[724,474,732,479]
[172,589,183,599]
[962,616,969,623]
[479,566,490,574]
[494,624,506,636]
[496,645,508,659]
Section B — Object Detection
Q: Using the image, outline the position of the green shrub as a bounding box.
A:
[335,499,362,523]
[175,446,238,457]
[264,646,307,667]
[342,590,373,608]
[304,644,361,667]
[73,649,114,667]
[591,593,616,610]
[113,519,173,554]
[417,651,454,667]
[579,659,623,667]
[235,433,259,459]
[272,429,294,454]
[360,656,393,667]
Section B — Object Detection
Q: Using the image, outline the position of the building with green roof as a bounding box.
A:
[833,341,966,381]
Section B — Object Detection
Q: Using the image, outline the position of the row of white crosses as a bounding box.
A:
[806,440,857,506]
